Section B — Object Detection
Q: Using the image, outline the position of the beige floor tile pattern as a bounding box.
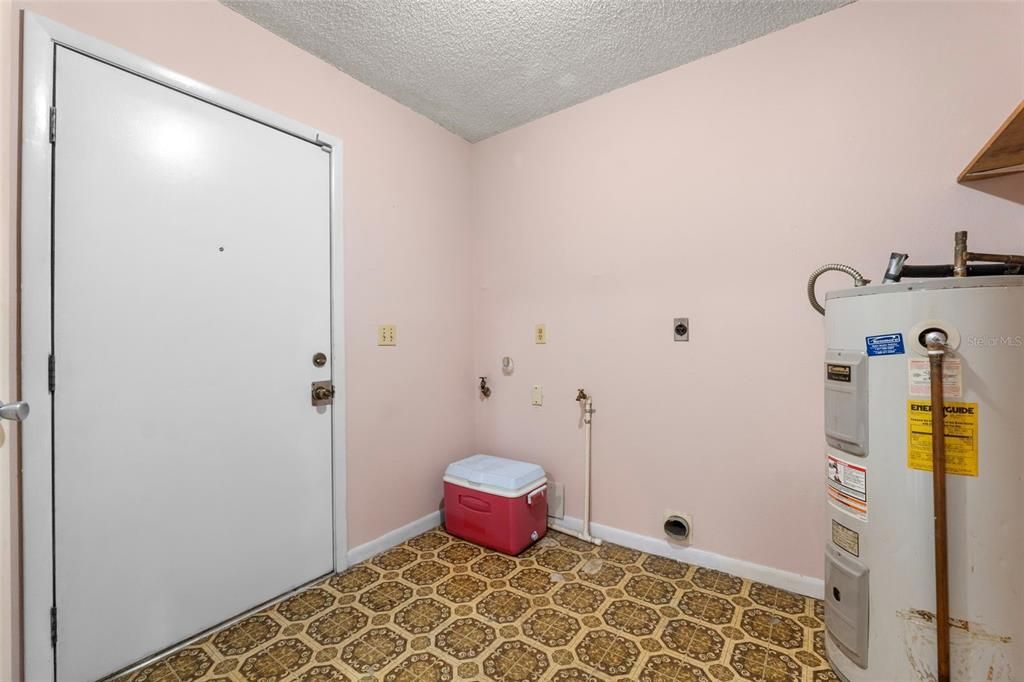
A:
[116,529,838,682]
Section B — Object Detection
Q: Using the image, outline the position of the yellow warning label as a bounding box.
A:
[907,400,978,477]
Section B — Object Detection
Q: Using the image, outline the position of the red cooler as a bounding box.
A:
[443,455,547,555]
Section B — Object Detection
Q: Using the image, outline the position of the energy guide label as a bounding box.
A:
[827,454,867,520]
[907,400,979,476]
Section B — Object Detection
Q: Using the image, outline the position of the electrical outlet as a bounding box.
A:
[531,385,543,406]
[377,325,396,346]
[674,318,689,342]
[535,324,546,344]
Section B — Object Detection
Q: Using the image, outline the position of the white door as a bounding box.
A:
[52,47,335,681]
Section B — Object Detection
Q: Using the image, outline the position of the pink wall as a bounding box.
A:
[470,0,1024,580]
[3,1,1023,675]
[2,1,474,565]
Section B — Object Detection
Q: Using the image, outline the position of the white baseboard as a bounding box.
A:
[347,511,823,600]
[346,511,441,567]
[552,516,824,600]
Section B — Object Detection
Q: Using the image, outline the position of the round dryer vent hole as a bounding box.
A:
[663,513,692,542]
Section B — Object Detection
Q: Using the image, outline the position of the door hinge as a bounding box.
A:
[49,106,56,144]
[50,606,57,647]
[48,354,56,394]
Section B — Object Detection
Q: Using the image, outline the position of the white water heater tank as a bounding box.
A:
[823,276,1022,682]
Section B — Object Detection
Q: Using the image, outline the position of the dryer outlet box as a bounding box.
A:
[546,482,565,519]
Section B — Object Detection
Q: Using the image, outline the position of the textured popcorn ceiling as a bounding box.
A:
[221,0,852,142]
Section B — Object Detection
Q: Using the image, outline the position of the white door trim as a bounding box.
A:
[19,12,347,680]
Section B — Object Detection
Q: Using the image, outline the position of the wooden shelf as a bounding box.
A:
[959,100,1024,182]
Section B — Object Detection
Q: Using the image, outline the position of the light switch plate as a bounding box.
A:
[535,324,546,344]
[378,325,397,346]
[531,385,543,406]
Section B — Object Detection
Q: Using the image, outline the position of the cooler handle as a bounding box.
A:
[527,485,547,506]
[459,494,491,513]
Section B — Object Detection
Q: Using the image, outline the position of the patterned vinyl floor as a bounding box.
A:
[116,529,838,682]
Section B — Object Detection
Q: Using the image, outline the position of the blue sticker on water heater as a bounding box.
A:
[865,333,905,356]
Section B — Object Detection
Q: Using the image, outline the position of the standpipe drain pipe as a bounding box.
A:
[580,391,599,545]
[926,330,951,682]
[548,389,603,546]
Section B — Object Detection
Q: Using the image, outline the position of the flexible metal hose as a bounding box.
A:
[807,264,868,315]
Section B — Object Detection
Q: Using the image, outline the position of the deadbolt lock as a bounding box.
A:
[312,352,327,367]
[311,380,335,406]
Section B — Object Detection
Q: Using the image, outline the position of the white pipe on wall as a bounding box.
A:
[550,394,602,545]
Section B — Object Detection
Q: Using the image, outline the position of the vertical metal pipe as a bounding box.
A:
[927,334,951,682]
[953,231,968,278]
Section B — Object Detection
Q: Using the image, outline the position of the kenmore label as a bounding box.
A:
[866,333,905,356]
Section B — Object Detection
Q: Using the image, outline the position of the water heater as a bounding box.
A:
[820,272,1023,681]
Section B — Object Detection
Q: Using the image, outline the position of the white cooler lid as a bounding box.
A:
[444,454,545,492]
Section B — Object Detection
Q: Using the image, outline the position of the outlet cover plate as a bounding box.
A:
[378,325,397,346]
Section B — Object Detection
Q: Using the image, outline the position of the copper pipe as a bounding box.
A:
[952,229,1024,272]
[964,251,1024,265]
[926,332,951,682]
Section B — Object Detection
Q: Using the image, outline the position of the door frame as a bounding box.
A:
[19,12,348,680]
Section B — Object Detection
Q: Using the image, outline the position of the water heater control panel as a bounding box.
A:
[824,350,868,456]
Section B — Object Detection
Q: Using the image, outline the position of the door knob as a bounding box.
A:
[0,401,30,422]
[311,381,334,406]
